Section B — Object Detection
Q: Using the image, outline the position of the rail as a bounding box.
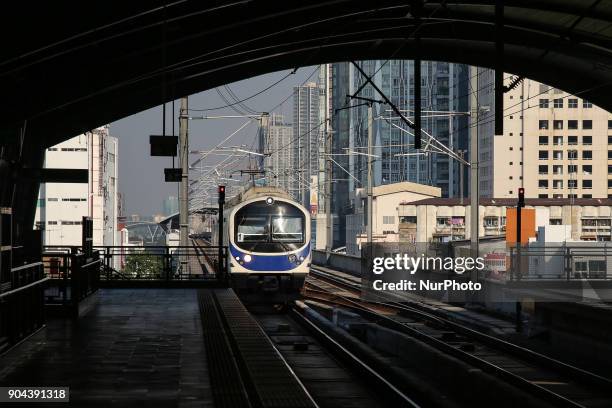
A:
[42,245,227,282]
[305,267,612,408]
[0,262,47,352]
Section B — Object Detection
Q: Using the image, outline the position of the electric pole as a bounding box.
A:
[179,96,189,273]
[470,69,480,287]
[367,103,373,247]
[322,64,333,255]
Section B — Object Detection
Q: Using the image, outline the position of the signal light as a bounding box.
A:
[518,188,525,207]
[218,185,225,204]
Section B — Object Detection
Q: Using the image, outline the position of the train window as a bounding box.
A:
[272,217,303,242]
[236,216,268,242]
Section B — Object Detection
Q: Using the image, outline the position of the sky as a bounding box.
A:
[110,66,318,216]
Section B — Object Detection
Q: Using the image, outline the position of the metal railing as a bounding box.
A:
[42,245,227,282]
[508,244,612,281]
[0,262,47,351]
[42,248,101,312]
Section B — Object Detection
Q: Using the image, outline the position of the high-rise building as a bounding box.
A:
[475,68,612,199]
[34,126,119,247]
[163,195,179,216]
[259,113,295,196]
[293,82,321,208]
[330,60,470,246]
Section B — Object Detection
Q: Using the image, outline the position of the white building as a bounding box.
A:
[35,126,119,247]
[398,197,612,243]
[346,181,441,256]
[475,67,612,199]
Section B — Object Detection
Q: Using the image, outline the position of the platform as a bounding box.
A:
[0,289,213,407]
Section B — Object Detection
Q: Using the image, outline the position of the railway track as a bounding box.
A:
[304,267,612,408]
[253,308,419,408]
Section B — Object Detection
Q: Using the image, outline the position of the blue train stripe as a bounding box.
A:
[229,243,310,271]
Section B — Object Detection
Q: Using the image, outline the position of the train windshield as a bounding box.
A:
[234,200,305,252]
[271,217,303,242]
[236,216,268,242]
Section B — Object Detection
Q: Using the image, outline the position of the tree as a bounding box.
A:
[123,250,163,279]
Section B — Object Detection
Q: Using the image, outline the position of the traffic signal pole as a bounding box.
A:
[516,187,525,332]
[218,185,226,283]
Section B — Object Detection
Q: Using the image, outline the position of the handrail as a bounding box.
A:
[0,277,49,300]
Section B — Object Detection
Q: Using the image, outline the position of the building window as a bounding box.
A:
[553,136,563,145]
[539,120,549,130]
[583,194,592,198]
[539,99,549,108]
[583,165,593,174]
[48,221,57,225]
[583,136,592,145]
[568,136,578,145]
[539,136,548,145]
[568,150,578,159]
[538,165,548,174]
[539,151,548,160]
[553,180,563,189]
[568,99,578,108]
[568,180,577,189]
[538,194,548,198]
[608,180,612,188]
[583,151,592,160]
[569,194,578,198]
[608,120,612,129]
[553,194,563,198]
[568,165,577,173]
[553,150,563,160]
[609,151,612,160]
[383,216,395,225]
[484,217,499,227]
[568,120,578,129]
[583,120,593,129]
[583,180,593,189]
[553,98,563,108]
[553,120,563,130]
[553,165,563,175]
[583,100,593,108]
[436,217,450,226]
[539,180,549,188]
[550,218,563,225]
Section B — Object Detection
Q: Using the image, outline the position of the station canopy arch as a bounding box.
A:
[2,1,612,145]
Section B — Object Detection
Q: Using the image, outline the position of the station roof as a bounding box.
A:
[3,1,612,145]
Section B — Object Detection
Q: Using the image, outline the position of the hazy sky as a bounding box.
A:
[110,67,317,216]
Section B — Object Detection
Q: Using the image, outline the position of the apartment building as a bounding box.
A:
[331,60,470,247]
[259,113,294,196]
[399,197,612,242]
[35,126,119,247]
[293,82,321,208]
[476,68,612,199]
[345,181,441,256]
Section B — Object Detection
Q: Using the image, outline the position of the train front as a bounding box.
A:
[228,195,311,302]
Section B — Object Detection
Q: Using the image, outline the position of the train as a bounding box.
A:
[217,186,311,303]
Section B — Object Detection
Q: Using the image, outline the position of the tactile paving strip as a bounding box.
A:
[198,289,251,408]
[213,289,317,408]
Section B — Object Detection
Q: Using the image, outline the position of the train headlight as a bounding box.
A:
[265,197,274,205]
[243,254,252,263]
[299,256,305,262]
[288,254,297,263]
